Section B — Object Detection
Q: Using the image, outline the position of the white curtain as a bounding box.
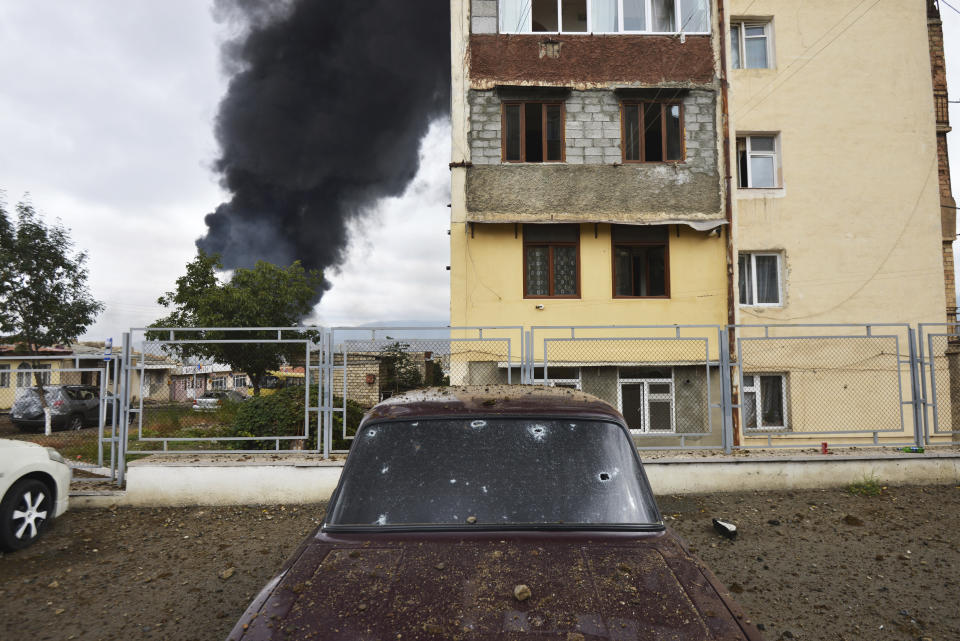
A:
[755,255,779,304]
[590,0,618,32]
[500,0,533,33]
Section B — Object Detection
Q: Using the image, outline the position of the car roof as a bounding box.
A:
[364,385,626,425]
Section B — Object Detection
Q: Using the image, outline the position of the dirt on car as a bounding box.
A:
[0,485,957,641]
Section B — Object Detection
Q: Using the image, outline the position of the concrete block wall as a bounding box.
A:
[468,89,717,173]
[472,0,498,34]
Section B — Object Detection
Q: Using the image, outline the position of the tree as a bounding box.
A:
[0,198,104,434]
[380,341,424,395]
[150,251,323,396]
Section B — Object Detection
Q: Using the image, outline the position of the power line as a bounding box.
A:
[941,0,960,16]
[734,0,882,119]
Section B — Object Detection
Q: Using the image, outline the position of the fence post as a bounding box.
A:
[524,330,532,384]
[719,327,734,454]
[117,332,131,487]
[907,327,925,448]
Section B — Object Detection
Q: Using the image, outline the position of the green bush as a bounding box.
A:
[233,387,313,450]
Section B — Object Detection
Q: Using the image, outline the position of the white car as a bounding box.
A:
[0,439,71,551]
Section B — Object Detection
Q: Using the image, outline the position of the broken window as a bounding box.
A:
[731,20,772,69]
[742,374,787,430]
[739,252,781,306]
[612,225,669,297]
[502,102,564,163]
[500,0,709,33]
[736,134,780,188]
[524,224,579,297]
[622,102,684,162]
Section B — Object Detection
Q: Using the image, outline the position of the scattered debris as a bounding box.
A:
[842,515,864,527]
[466,516,477,524]
[218,567,235,580]
[713,518,738,539]
[514,584,532,601]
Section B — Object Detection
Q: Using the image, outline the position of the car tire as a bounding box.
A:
[66,414,85,431]
[0,478,53,551]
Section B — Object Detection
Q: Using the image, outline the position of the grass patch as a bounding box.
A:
[847,476,885,497]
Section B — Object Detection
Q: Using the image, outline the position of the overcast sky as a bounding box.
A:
[0,2,958,341]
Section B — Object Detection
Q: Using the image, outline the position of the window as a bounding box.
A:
[17,363,51,387]
[612,225,669,297]
[210,376,227,391]
[500,0,710,33]
[535,366,582,389]
[0,364,8,388]
[730,21,772,69]
[742,374,787,430]
[622,102,684,163]
[233,374,248,388]
[737,134,780,188]
[503,102,564,163]
[524,224,579,297]
[618,367,675,433]
[739,252,781,306]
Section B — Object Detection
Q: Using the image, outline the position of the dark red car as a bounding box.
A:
[227,386,764,641]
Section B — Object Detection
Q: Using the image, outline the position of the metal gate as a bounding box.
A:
[918,323,960,441]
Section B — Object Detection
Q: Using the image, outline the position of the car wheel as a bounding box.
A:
[66,414,85,431]
[0,478,52,551]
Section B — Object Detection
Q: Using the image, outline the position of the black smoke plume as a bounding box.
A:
[198,0,451,295]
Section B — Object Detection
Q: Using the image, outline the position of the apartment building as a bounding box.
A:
[448,0,954,439]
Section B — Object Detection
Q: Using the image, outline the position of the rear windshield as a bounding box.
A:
[327,418,660,529]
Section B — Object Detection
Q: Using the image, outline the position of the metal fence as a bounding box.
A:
[9,323,957,486]
[0,356,120,478]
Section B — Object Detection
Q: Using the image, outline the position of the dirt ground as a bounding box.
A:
[0,486,958,641]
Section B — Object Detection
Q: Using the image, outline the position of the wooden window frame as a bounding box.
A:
[620,101,685,164]
[611,231,671,299]
[501,101,566,163]
[523,230,581,299]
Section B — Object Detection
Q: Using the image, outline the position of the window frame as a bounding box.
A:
[523,226,581,299]
[617,368,676,434]
[741,373,788,431]
[501,101,566,163]
[620,101,685,164]
[233,374,248,388]
[210,376,227,391]
[736,133,781,189]
[0,364,9,388]
[739,251,782,307]
[16,363,51,387]
[730,20,773,70]
[611,229,671,299]
[499,0,711,35]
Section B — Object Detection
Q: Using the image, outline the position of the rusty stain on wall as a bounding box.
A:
[470,34,716,89]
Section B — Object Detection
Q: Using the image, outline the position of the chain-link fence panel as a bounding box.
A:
[923,331,960,437]
[736,330,910,438]
[532,326,724,450]
[327,327,524,452]
[0,362,113,469]
[125,328,323,455]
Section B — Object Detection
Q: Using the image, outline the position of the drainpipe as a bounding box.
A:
[716,0,740,447]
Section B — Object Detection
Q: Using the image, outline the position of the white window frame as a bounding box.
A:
[537,366,582,389]
[16,363,51,387]
[741,373,788,430]
[739,252,782,307]
[500,0,711,35]
[210,376,227,391]
[730,20,773,69]
[617,368,676,434]
[0,364,9,388]
[233,374,248,388]
[737,133,781,189]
